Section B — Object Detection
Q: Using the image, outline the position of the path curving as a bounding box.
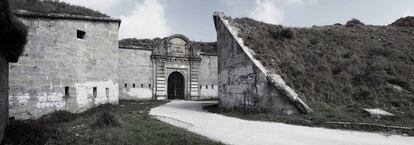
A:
[149,101,414,145]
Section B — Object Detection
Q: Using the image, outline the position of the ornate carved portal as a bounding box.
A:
[151,34,201,100]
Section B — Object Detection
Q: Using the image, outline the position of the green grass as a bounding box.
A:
[3,100,224,145]
[204,104,414,136]
[10,0,108,17]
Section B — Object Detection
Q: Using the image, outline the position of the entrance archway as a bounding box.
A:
[168,72,185,99]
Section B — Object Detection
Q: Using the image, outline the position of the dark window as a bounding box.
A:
[206,85,208,89]
[125,83,127,88]
[93,87,97,98]
[212,85,214,89]
[65,86,69,96]
[141,84,144,88]
[77,30,86,39]
[149,84,151,88]
[106,88,109,97]
[133,84,136,88]
[200,85,202,89]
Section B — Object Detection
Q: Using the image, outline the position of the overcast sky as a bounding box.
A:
[63,0,414,42]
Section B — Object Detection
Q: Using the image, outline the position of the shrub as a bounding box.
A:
[0,0,27,62]
[390,16,414,27]
[345,18,365,27]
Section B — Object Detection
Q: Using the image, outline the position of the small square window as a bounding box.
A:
[106,88,109,97]
[93,87,97,98]
[65,86,70,96]
[77,30,86,39]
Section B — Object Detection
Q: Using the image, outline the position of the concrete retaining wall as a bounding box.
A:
[214,14,299,114]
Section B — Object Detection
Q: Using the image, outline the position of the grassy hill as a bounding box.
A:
[10,0,108,17]
[228,17,414,127]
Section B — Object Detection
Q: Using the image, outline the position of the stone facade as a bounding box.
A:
[0,55,9,140]
[119,35,219,101]
[8,11,219,119]
[118,47,153,100]
[9,11,121,119]
[214,13,310,114]
[199,54,218,99]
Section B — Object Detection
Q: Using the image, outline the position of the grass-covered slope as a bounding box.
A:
[10,0,108,17]
[230,17,414,125]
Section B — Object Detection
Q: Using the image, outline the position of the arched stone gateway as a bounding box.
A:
[167,72,185,99]
[152,34,202,100]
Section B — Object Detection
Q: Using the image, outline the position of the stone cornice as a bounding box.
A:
[13,10,121,24]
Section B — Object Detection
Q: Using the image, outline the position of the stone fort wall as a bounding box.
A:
[118,47,154,100]
[9,14,121,119]
[199,54,218,99]
[8,12,218,119]
[117,47,218,100]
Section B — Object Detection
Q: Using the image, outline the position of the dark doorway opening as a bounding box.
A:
[168,72,185,100]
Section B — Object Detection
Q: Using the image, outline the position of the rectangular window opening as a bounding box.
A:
[125,83,127,88]
[212,85,214,89]
[200,85,202,89]
[65,86,70,96]
[77,30,86,39]
[133,84,136,88]
[93,87,97,98]
[206,85,208,89]
[149,84,151,88]
[105,88,109,98]
[141,84,144,88]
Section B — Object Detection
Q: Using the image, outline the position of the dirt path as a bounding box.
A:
[149,101,414,145]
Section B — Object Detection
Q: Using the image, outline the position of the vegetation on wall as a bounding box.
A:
[119,38,218,53]
[10,0,108,17]
[230,17,414,126]
[0,0,27,62]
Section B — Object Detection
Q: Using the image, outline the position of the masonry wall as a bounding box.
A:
[215,16,298,114]
[199,54,218,99]
[0,55,8,140]
[118,48,153,100]
[9,17,120,119]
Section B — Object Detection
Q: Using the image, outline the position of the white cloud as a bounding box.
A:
[286,0,303,5]
[119,0,171,39]
[403,9,414,17]
[285,0,319,5]
[249,0,284,24]
[62,0,116,12]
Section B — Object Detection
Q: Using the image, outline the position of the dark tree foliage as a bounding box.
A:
[9,0,108,17]
[345,18,365,27]
[390,16,414,27]
[0,0,28,62]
